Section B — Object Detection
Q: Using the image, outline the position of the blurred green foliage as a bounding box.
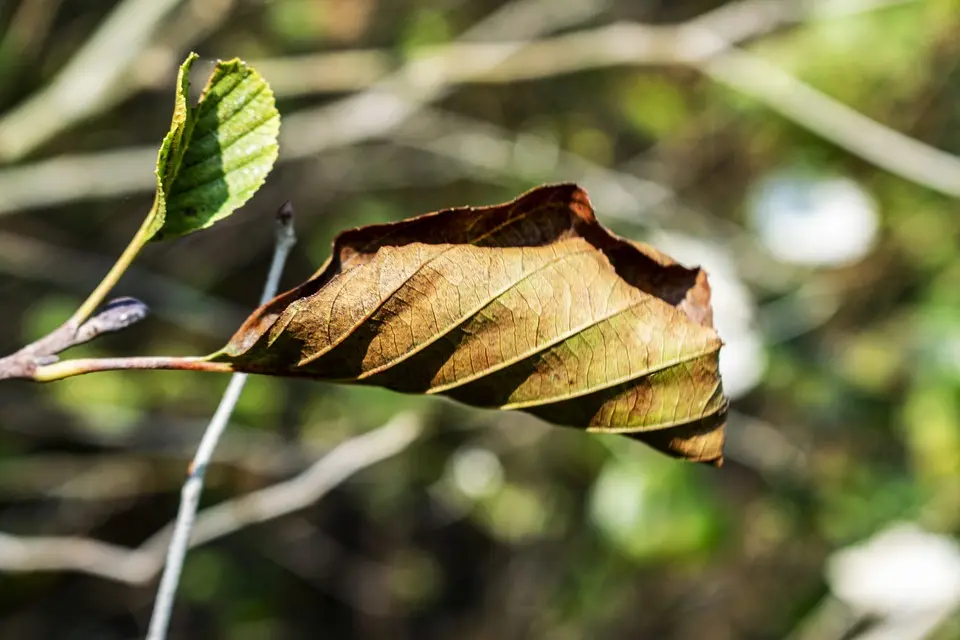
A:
[0,0,959,638]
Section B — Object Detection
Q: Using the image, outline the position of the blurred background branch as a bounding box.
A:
[0,414,421,584]
[0,0,185,161]
[3,0,949,218]
[1,0,959,637]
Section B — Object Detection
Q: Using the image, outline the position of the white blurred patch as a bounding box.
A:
[748,171,880,267]
[449,446,504,500]
[590,458,649,537]
[650,232,765,399]
[827,522,960,616]
[937,330,960,379]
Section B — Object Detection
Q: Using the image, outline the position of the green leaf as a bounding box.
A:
[146,52,198,239]
[148,53,280,242]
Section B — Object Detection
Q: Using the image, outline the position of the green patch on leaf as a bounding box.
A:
[149,53,280,242]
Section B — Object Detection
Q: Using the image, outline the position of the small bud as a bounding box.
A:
[75,297,150,345]
[276,200,294,225]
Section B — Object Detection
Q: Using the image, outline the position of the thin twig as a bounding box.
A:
[0,297,152,381]
[0,414,422,584]
[144,375,248,640]
[145,204,296,640]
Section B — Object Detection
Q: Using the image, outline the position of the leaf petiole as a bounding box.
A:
[67,203,159,327]
[32,355,233,382]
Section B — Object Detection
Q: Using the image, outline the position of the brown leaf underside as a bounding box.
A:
[218,184,728,464]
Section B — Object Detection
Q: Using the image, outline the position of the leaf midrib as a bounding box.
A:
[292,201,566,365]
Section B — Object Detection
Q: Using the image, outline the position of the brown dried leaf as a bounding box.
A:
[215,184,727,464]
